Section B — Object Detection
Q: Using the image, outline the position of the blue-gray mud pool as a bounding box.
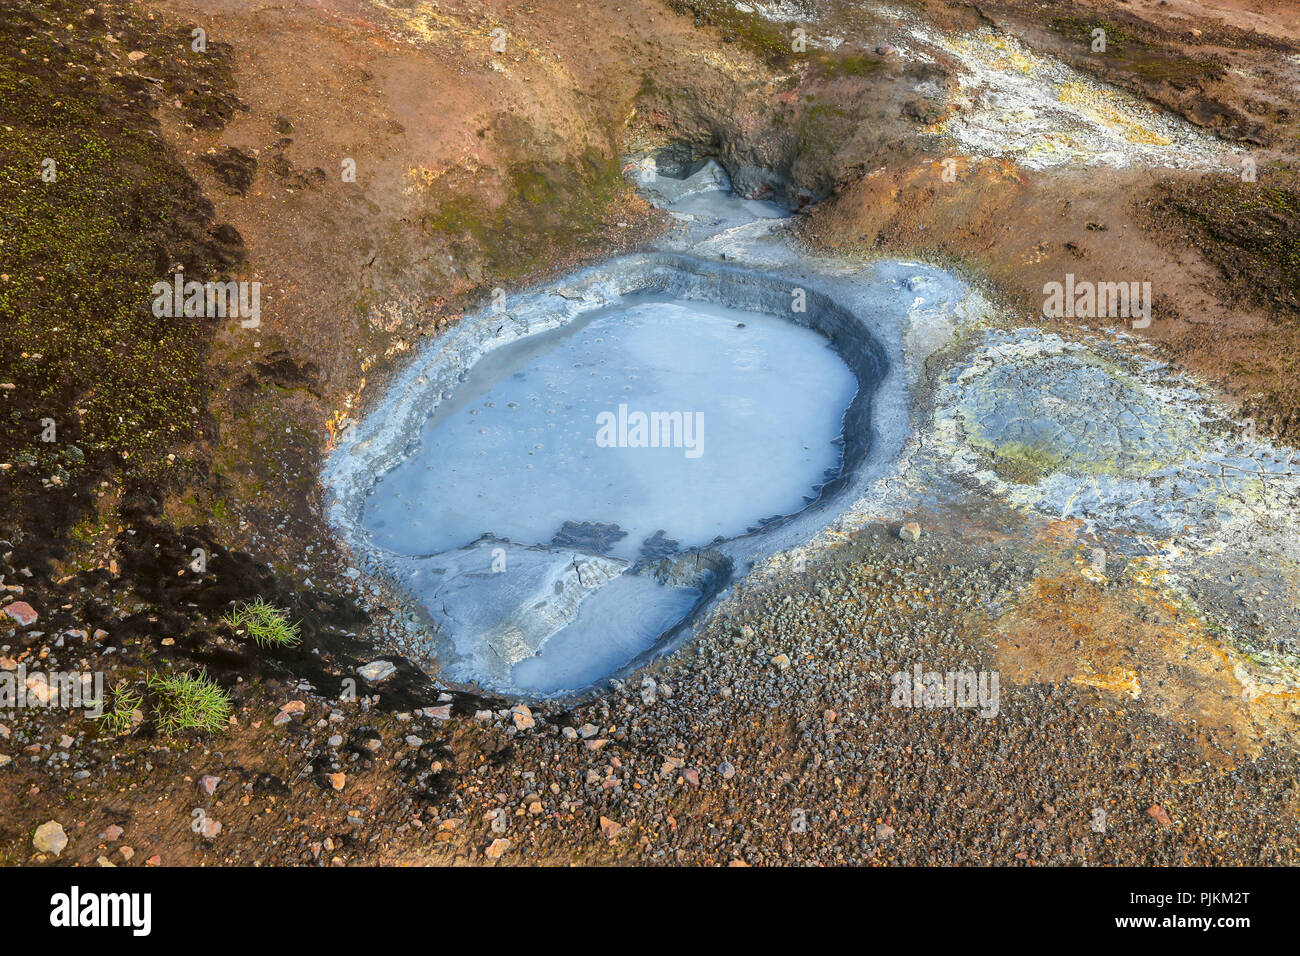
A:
[357,293,856,695]
[321,172,953,700]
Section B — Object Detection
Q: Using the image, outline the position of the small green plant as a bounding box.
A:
[223,597,301,648]
[147,670,231,735]
[93,683,144,736]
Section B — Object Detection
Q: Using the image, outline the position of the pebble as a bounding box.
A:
[357,660,397,682]
[4,601,37,627]
[33,820,67,855]
[511,705,536,731]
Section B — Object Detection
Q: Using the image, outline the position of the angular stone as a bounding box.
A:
[4,601,37,627]
[33,820,67,856]
[357,660,397,683]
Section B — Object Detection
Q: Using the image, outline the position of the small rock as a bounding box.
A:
[357,660,397,683]
[510,705,535,731]
[198,775,220,796]
[599,816,624,840]
[771,653,791,671]
[201,818,222,839]
[898,521,922,542]
[33,820,67,856]
[577,723,599,739]
[1148,804,1172,827]
[328,772,346,791]
[719,761,736,780]
[875,823,896,841]
[4,601,37,627]
[126,50,146,61]
[100,824,123,841]
[484,838,511,860]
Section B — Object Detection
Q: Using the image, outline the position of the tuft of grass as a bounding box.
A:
[93,683,144,736]
[223,597,302,648]
[147,670,231,735]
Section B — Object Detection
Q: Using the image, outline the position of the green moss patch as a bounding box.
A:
[1143,169,1300,317]
[0,0,242,541]
[1050,15,1223,88]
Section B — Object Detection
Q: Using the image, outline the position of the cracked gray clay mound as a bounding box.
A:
[933,330,1300,544]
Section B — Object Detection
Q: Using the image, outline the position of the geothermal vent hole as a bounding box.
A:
[332,257,886,699]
